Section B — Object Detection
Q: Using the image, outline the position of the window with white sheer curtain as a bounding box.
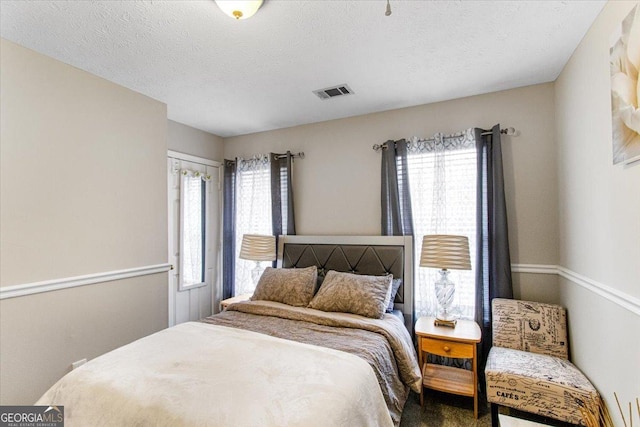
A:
[180,171,206,289]
[407,129,477,320]
[234,155,272,295]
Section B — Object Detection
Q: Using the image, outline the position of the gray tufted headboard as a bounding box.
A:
[277,235,414,330]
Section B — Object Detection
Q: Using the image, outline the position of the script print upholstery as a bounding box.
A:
[492,298,568,359]
[486,347,599,425]
[486,299,601,425]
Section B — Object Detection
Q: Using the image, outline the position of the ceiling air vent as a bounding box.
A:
[313,84,354,100]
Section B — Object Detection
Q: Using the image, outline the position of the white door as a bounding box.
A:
[168,154,221,327]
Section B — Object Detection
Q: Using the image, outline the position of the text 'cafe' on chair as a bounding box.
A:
[485,298,603,426]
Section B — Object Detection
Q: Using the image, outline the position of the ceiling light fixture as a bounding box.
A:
[215,0,264,20]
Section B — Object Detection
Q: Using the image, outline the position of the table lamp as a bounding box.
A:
[239,234,276,286]
[420,235,471,325]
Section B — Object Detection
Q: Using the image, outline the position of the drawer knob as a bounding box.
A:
[443,346,450,352]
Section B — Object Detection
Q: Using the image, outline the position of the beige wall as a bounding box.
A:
[554,1,640,423]
[0,39,168,404]
[512,272,559,305]
[224,83,559,269]
[168,119,224,161]
[0,276,167,405]
[1,39,167,284]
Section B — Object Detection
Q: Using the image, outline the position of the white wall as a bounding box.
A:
[554,1,640,423]
[168,119,224,161]
[0,38,169,404]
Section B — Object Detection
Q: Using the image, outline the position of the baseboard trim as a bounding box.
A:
[0,263,173,300]
[512,263,640,317]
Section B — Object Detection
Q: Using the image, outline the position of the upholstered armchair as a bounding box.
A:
[485,298,602,426]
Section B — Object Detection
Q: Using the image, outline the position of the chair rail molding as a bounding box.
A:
[0,263,172,300]
[512,263,640,317]
[511,263,558,275]
[4,262,636,317]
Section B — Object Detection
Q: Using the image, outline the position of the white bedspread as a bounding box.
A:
[37,322,393,427]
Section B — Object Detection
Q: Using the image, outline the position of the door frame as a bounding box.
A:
[167,150,222,327]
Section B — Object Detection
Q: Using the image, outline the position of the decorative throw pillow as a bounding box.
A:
[308,270,393,319]
[386,278,403,312]
[251,266,318,307]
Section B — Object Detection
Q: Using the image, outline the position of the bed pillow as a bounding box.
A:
[308,270,393,319]
[386,278,403,313]
[251,266,318,307]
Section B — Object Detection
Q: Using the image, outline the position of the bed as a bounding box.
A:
[37,235,421,427]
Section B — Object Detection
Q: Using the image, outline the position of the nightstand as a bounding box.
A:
[220,293,252,311]
[415,316,482,418]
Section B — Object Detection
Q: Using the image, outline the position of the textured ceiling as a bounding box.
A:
[0,0,606,137]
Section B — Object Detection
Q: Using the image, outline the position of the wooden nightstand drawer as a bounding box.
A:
[421,337,474,358]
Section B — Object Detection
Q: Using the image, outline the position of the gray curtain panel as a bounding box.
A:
[380,139,415,337]
[474,124,514,389]
[222,159,237,300]
[381,139,414,236]
[270,151,296,266]
[270,151,296,236]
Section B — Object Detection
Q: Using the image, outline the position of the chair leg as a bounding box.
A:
[490,403,499,427]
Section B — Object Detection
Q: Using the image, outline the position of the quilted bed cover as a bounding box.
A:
[37,302,420,426]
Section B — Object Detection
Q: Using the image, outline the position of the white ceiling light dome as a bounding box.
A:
[215,0,263,20]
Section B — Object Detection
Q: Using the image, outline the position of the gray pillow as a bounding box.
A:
[308,270,393,319]
[251,266,318,307]
[386,278,402,312]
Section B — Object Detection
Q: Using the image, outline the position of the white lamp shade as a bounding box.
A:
[239,234,276,261]
[420,235,471,270]
[215,0,263,20]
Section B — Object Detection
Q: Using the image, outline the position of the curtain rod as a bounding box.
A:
[274,152,305,160]
[372,127,517,152]
[225,152,305,165]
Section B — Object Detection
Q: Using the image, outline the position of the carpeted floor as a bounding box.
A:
[400,390,491,427]
[399,391,576,427]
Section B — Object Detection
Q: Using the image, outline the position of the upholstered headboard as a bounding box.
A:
[277,235,414,329]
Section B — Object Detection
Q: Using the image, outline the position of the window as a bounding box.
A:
[179,171,207,290]
[223,152,297,299]
[407,131,477,320]
[277,162,290,233]
[234,156,272,295]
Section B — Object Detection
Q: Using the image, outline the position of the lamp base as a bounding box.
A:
[250,261,264,286]
[434,318,457,328]
[435,269,456,321]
